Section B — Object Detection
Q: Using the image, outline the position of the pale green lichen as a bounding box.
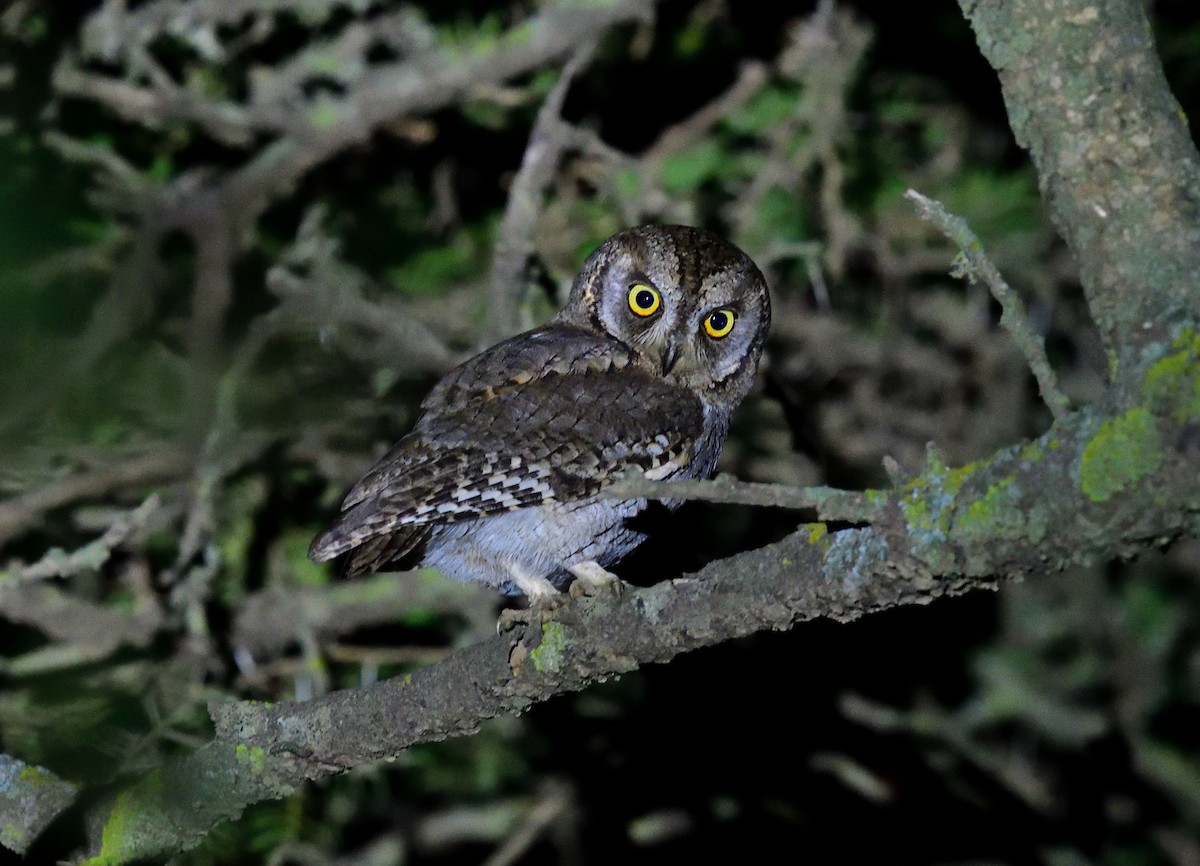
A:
[1018,439,1046,464]
[17,765,51,786]
[84,770,162,866]
[92,790,136,865]
[898,459,980,554]
[953,475,1045,545]
[1,823,28,850]
[960,477,1018,528]
[1141,329,1200,422]
[864,488,887,506]
[529,622,568,673]
[802,523,830,559]
[1079,408,1164,503]
[235,744,266,775]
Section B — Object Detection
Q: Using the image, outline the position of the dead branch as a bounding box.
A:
[485,48,597,343]
[906,189,1071,421]
[0,451,189,549]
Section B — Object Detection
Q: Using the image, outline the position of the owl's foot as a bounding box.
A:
[497,561,566,632]
[496,593,567,633]
[567,560,625,599]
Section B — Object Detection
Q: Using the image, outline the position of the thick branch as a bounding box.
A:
[0,754,78,856]
[959,0,1200,358]
[80,376,1200,861]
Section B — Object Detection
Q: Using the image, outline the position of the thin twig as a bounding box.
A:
[641,60,770,161]
[6,495,162,583]
[905,189,1071,421]
[482,780,572,866]
[0,451,190,549]
[486,45,596,343]
[602,473,877,523]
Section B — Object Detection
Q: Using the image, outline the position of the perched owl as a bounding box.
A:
[309,224,770,604]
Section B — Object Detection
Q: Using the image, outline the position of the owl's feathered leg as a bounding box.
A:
[504,560,562,604]
[567,560,625,598]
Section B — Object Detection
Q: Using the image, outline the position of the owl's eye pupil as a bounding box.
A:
[709,312,728,330]
[636,289,655,308]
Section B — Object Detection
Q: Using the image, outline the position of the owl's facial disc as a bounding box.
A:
[562,224,770,398]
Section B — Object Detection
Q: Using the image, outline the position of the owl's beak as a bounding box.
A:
[660,340,680,374]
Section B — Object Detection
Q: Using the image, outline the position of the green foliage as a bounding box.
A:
[723,87,803,135]
[404,720,530,799]
[273,528,331,588]
[386,220,494,296]
[660,140,727,194]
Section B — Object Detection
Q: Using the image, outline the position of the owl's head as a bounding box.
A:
[560,225,771,403]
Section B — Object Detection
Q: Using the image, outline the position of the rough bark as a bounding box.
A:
[959,0,1200,359]
[0,754,77,856]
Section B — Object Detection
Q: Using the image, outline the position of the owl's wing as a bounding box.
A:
[309,329,704,566]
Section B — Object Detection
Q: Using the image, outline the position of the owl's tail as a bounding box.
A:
[309,506,430,578]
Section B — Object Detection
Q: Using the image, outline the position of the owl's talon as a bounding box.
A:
[567,561,625,599]
[496,592,567,633]
[497,606,532,633]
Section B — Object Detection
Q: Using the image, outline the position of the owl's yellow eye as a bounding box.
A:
[627,284,661,317]
[704,308,736,338]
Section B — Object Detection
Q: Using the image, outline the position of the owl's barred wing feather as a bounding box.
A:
[342,523,431,578]
[308,330,705,568]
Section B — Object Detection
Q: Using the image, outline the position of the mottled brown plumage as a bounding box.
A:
[310,224,770,599]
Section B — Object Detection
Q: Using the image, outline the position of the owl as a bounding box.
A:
[309,224,771,605]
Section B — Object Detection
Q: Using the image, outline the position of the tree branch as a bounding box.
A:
[0,451,189,549]
[485,47,596,343]
[905,189,1071,421]
[957,0,1200,359]
[602,473,877,523]
[0,754,77,856]
[79,386,1200,861]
